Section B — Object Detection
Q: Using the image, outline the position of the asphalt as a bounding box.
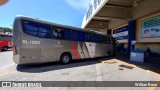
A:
[0,51,160,90]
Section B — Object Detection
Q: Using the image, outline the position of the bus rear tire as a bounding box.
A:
[2,46,8,51]
[60,53,72,64]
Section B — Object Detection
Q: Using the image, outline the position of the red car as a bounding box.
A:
[0,34,13,51]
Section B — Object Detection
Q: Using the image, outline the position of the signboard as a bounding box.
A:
[141,16,160,38]
[113,26,128,40]
[81,0,108,28]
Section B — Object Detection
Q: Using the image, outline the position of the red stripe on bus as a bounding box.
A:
[71,42,80,59]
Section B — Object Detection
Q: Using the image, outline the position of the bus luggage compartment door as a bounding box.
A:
[20,48,41,64]
[20,36,41,64]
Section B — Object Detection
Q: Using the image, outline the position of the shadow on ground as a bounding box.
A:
[0,50,12,52]
[16,53,160,74]
[16,57,111,73]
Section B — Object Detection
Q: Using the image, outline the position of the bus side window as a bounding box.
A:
[87,33,95,42]
[71,30,78,41]
[5,36,9,40]
[52,28,65,39]
[59,30,65,39]
[9,36,12,40]
[1,35,7,40]
[96,35,103,43]
[52,29,58,39]
[85,33,89,42]
[64,29,71,40]
[105,36,111,44]
[91,34,96,42]
[38,24,51,38]
[23,21,38,36]
[78,32,85,41]
[0,35,2,40]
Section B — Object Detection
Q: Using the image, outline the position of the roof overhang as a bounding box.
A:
[82,0,143,29]
[81,0,109,28]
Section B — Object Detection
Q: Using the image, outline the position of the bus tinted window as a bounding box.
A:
[25,31,37,36]
[96,35,104,43]
[0,35,12,40]
[106,36,111,44]
[0,35,5,40]
[86,33,95,42]
[86,33,89,42]
[64,29,71,40]
[38,32,50,38]
[39,24,51,33]
[38,24,51,38]
[71,30,78,41]
[78,32,85,41]
[110,37,116,44]
[23,21,37,31]
[6,36,12,40]
[23,21,38,36]
[52,28,65,39]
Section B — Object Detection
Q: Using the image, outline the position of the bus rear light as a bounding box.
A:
[13,46,17,55]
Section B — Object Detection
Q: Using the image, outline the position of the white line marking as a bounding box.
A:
[0,63,15,70]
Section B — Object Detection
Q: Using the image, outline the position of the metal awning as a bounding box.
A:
[82,0,143,30]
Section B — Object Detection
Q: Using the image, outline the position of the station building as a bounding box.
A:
[82,0,160,55]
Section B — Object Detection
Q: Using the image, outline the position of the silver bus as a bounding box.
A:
[13,16,117,64]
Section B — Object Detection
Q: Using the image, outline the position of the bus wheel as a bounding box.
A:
[3,46,8,51]
[60,53,72,64]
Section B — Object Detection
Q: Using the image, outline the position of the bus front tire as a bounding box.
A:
[60,53,72,64]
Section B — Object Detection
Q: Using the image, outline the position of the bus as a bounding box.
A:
[0,34,12,51]
[13,16,117,64]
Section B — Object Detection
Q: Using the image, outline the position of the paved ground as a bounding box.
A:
[0,50,14,68]
[0,51,160,90]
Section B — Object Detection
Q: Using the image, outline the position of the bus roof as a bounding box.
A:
[15,15,110,36]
